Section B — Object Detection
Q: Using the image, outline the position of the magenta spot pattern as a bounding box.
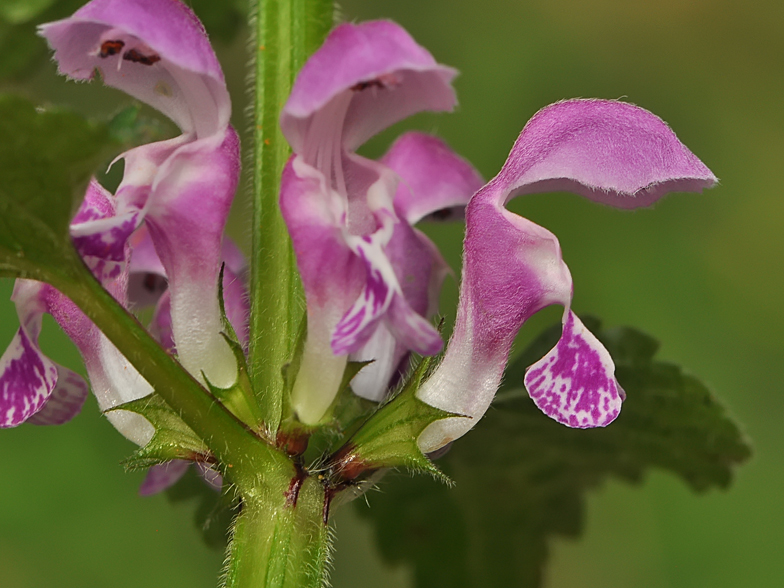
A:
[332,248,391,354]
[525,312,622,428]
[0,328,56,427]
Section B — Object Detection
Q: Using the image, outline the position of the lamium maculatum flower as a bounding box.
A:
[417,99,717,453]
[1,0,243,452]
[279,21,483,423]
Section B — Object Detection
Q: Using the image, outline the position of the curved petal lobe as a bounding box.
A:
[525,311,622,428]
[0,281,88,428]
[499,99,717,209]
[416,197,574,453]
[139,460,190,496]
[27,368,89,426]
[382,132,484,224]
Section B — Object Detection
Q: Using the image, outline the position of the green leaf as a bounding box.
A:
[357,319,751,588]
[107,393,210,470]
[0,94,117,286]
[0,0,57,24]
[328,356,459,482]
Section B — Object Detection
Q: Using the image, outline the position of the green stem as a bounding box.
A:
[224,475,330,588]
[248,0,333,434]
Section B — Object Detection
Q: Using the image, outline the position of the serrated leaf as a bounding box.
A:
[357,319,751,588]
[328,356,459,482]
[108,393,209,470]
[0,94,117,284]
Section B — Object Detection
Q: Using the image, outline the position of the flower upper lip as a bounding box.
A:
[281,20,457,152]
[39,0,230,137]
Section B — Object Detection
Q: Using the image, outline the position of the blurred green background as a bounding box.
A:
[1,0,782,586]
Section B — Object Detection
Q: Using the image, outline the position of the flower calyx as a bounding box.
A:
[323,355,462,486]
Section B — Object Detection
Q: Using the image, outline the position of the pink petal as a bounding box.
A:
[498,99,717,208]
[0,281,84,428]
[149,290,175,353]
[42,270,155,446]
[127,225,168,309]
[334,212,442,357]
[281,20,456,153]
[280,156,364,314]
[331,236,397,355]
[195,462,222,492]
[349,325,401,402]
[71,180,132,284]
[350,225,448,400]
[381,132,484,224]
[39,0,229,136]
[416,195,573,453]
[525,311,622,428]
[144,129,241,389]
[139,460,190,496]
[281,157,363,424]
[221,239,247,277]
[27,368,89,426]
[221,265,249,348]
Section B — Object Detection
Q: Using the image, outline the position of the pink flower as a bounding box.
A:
[0,0,245,455]
[417,99,717,452]
[279,21,483,423]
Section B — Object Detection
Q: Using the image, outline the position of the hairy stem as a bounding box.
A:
[223,474,330,588]
[248,0,333,435]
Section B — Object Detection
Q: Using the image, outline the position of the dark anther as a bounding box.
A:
[99,40,125,58]
[123,48,161,66]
